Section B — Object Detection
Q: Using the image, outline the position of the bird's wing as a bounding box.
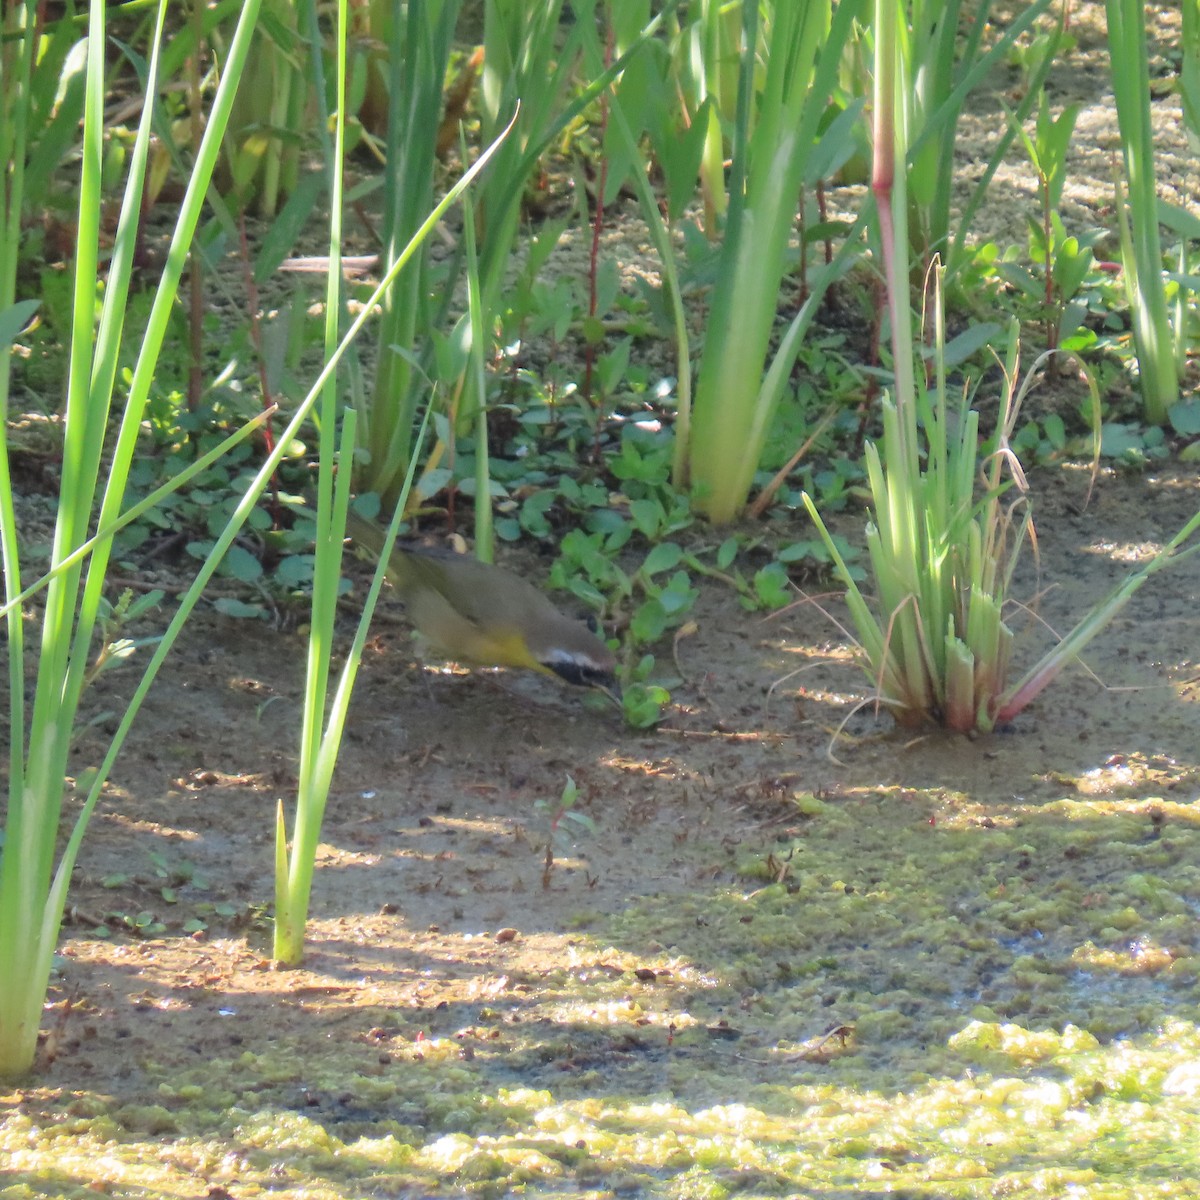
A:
[396,545,553,628]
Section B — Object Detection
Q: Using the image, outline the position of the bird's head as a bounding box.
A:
[535,633,621,704]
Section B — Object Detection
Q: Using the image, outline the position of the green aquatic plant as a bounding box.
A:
[801,0,1200,736]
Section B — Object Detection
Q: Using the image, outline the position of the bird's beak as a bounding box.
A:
[593,680,623,710]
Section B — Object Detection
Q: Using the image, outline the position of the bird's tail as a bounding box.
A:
[344,509,390,560]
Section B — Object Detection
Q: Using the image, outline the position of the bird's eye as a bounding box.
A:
[545,654,618,695]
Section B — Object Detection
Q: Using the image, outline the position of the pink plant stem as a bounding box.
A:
[583,16,614,460]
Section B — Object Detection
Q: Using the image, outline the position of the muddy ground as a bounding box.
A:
[3,463,1199,1199]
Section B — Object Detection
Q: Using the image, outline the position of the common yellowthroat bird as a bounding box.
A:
[345,511,619,699]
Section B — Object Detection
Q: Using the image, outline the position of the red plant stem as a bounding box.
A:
[854,276,884,453]
[237,215,282,525]
[187,262,204,412]
[1041,170,1058,353]
[797,189,808,307]
[871,0,919,475]
[797,181,835,313]
[817,179,832,266]
[583,14,614,460]
[186,0,205,412]
[863,39,896,458]
[872,139,901,351]
[870,9,901,325]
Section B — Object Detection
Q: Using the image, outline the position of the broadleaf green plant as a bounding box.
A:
[2,3,88,244]
[1000,92,1101,358]
[549,526,682,729]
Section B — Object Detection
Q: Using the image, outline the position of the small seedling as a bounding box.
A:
[535,775,598,890]
[85,588,164,687]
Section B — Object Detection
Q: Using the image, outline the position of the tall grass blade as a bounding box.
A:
[357,0,460,507]
[272,74,516,963]
[688,0,863,523]
[1105,0,1179,424]
[0,0,265,1080]
[274,0,353,964]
